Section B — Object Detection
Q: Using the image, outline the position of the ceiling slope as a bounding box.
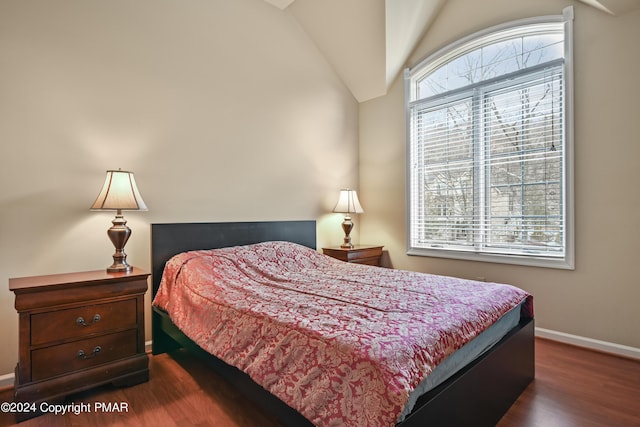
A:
[265,0,640,102]
[264,0,439,102]
[287,0,387,102]
[263,0,295,10]
[577,0,640,15]
[385,0,446,88]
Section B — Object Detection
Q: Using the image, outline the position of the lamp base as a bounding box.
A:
[340,215,354,249]
[107,262,133,273]
[106,211,133,273]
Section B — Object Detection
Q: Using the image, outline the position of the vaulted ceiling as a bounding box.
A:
[264,0,640,102]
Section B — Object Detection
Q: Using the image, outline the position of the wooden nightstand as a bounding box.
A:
[322,245,384,266]
[9,268,149,421]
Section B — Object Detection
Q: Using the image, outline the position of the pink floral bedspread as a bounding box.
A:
[153,241,532,427]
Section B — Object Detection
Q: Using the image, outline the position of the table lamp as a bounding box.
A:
[333,188,364,249]
[91,169,147,272]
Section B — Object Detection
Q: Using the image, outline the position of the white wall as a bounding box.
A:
[360,0,640,350]
[0,0,359,375]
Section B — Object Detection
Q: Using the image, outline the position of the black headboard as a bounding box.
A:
[150,220,317,296]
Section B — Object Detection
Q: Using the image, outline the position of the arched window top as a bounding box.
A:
[409,17,569,101]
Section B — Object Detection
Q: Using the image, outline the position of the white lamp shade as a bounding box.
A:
[91,169,148,211]
[333,189,364,214]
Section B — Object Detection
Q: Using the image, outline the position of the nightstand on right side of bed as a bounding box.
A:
[322,245,383,267]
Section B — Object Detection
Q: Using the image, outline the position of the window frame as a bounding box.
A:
[404,8,574,269]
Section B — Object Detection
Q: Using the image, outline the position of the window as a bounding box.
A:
[405,8,574,269]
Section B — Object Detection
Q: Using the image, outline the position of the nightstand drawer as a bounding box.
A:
[31,329,138,381]
[343,249,380,264]
[31,299,137,346]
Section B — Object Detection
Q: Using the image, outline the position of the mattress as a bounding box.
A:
[398,301,522,421]
[153,241,532,427]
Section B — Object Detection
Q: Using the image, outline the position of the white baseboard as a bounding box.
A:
[536,327,640,360]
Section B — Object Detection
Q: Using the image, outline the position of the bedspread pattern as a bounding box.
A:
[153,241,532,427]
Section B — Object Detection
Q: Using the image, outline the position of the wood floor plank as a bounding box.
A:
[496,338,640,427]
[1,338,638,426]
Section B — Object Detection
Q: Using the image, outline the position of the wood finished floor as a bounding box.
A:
[1,338,638,427]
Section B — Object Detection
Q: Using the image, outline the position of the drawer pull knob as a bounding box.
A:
[77,346,102,359]
[76,314,101,326]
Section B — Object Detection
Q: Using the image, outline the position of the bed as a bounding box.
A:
[151,220,534,426]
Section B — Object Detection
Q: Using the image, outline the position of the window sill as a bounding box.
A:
[407,247,574,270]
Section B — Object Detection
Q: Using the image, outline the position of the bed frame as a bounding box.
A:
[151,221,534,426]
